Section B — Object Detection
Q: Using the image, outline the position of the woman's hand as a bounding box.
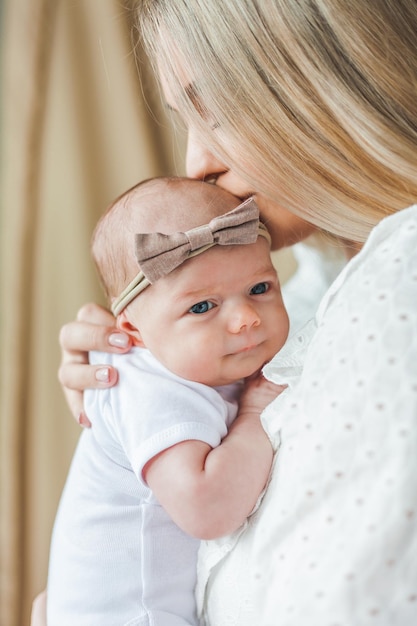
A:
[58,303,132,425]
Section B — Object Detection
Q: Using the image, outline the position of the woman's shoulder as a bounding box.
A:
[362,203,417,264]
[316,204,417,322]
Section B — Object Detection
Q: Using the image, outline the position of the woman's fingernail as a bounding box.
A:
[108,333,129,348]
[95,367,110,383]
[78,412,92,428]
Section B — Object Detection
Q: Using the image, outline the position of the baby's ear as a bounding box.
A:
[116,311,146,348]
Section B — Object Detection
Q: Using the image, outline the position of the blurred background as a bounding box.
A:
[0,1,295,624]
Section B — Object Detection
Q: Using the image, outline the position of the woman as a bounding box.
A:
[40,1,417,624]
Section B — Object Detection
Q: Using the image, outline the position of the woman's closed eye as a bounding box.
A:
[250,282,269,296]
[189,300,216,315]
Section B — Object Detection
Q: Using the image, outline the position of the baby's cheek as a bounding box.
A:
[186,344,221,386]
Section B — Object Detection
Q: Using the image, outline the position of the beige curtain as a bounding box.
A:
[0,1,185,624]
[0,2,295,625]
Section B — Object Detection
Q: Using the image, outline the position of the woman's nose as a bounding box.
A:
[185,127,227,181]
[227,302,261,334]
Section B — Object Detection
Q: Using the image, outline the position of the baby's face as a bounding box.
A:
[127,238,289,386]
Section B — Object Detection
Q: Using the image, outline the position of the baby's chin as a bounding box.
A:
[169,350,271,387]
[209,358,268,387]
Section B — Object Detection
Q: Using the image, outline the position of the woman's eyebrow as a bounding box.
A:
[165,82,198,112]
[185,82,198,102]
[185,83,207,117]
[164,82,208,119]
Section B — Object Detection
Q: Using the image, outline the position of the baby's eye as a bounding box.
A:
[250,282,269,295]
[189,301,215,315]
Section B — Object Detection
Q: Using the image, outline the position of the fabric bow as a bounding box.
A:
[111,197,270,316]
[136,197,265,283]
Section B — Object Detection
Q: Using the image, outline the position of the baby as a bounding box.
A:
[47,177,289,625]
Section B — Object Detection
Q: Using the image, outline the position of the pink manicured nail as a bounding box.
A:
[78,412,92,428]
[108,333,129,348]
[95,367,110,383]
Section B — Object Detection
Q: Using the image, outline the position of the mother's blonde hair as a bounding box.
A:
[136,0,417,242]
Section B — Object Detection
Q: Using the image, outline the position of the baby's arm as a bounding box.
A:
[143,374,285,540]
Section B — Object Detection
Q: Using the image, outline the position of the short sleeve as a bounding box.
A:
[88,349,237,486]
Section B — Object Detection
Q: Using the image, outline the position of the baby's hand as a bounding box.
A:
[239,371,286,418]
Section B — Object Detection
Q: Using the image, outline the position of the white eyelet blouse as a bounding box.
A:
[197,204,417,626]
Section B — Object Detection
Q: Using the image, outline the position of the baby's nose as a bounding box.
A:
[227,302,261,333]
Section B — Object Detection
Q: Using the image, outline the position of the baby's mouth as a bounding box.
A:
[232,342,259,355]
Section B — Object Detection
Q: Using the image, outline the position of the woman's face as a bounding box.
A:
[159,68,316,250]
[184,124,316,249]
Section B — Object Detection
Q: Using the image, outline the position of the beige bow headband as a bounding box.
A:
[111,197,270,316]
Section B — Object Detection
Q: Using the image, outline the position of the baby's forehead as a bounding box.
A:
[127,180,239,234]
